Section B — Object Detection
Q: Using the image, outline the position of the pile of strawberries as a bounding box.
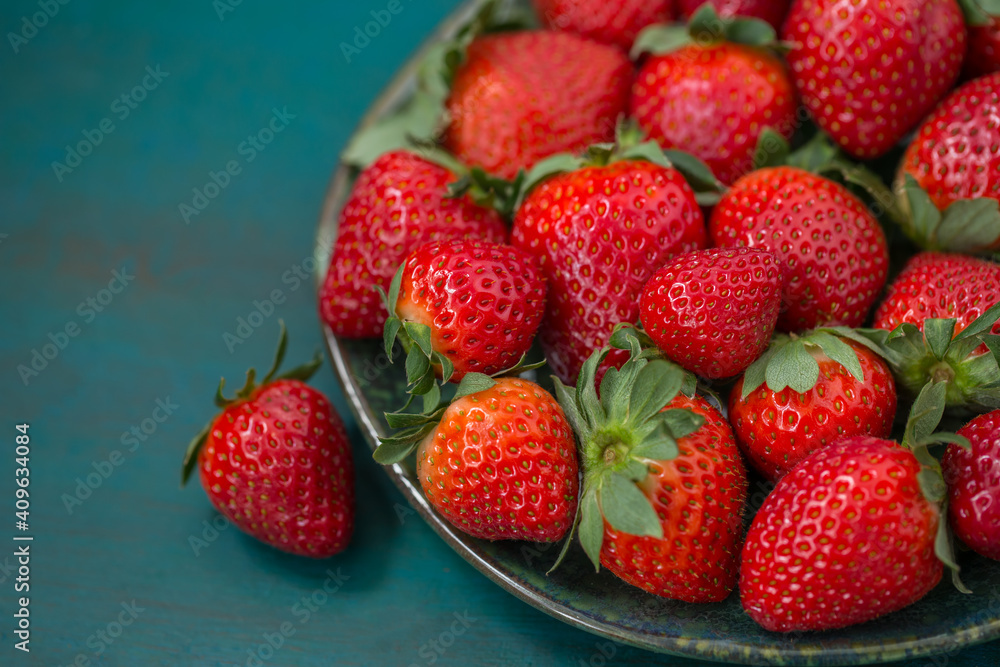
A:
[184,0,1000,637]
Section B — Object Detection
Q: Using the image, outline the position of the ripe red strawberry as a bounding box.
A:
[318,150,507,339]
[444,31,632,180]
[869,252,1000,410]
[639,247,784,379]
[552,342,747,602]
[631,41,798,185]
[730,334,897,481]
[678,0,793,31]
[533,0,673,51]
[182,325,353,558]
[965,17,1000,80]
[741,437,943,631]
[897,72,1000,252]
[513,159,706,386]
[873,252,1000,337]
[376,375,579,542]
[600,393,747,601]
[709,166,889,332]
[783,0,966,159]
[942,410,1000,560]
[384,239,547,387]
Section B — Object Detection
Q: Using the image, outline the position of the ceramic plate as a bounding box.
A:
[315,2,1000,663]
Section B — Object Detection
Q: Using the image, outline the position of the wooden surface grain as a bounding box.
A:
[0,1,998,665]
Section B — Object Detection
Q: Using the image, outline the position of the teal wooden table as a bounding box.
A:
[1,1,998,665]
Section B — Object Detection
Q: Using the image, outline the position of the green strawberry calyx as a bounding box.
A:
[180,320,323,487]
[377,264,545,399]
[739,328,885,400]
[548,329,702,573]
[894,174,1000,255]
[372,371,498,465]
[341,0,529,170]
[854,301,1000,413]
[900,380,973,593]
[631,4,780,59]
[959,0,1000,25]
[514,121,725,211]
[752,130,908,228]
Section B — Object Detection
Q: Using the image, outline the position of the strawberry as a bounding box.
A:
[678,0,793,31]
[182,324,353,558]
[942,409,1000,560]
[873,252,1000,337]
[533,0,674,51]
[444,31,632,180]
[318,150,507,339]
[639,247,784,379]
[709,166,890,332]
[782,0,966,159]
[729,332,897,481]
[374,375,579,542]
[961,1,1000,79]
[631,9,798,185]
[382,239,547,391]
[552,338,747,602]
[896,72,1000,253]
[868,251,1000,411]
[513,152,707,386]
[740,436,944,632]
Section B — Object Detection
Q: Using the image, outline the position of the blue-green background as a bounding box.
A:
[0,0,997,665]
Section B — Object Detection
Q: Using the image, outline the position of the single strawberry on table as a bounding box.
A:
[678,0,793,30]
[318,150,507,340]
[631,5,798,185]
[512,141,710,387]
[729,330,897,481]
[532,0,674,51]
[896,71,1000,253]
[869,251,1000,411]
[373,374,579,542]
[551,335,748,602]
[639,247,784,380]
[444,30,632,180]
[382,239,548,393]
[182,323,354,558]
[709,166,889,332]
[942,409,1000,560]
[782,0,966,159]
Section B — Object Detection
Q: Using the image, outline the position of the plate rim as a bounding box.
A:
[312,1,1000,663]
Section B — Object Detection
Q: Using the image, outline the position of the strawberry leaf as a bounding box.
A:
[553,377,587,440]
[579,491,604,572]
[785,132,840,172]
[936,198,1000,253]
[453,372,496,400]
[373,437,422,465]
[741,338,784,398]
[983,334,1000,370]
[180,422,211,487]
[262,320,289,385]
[515,153,586,210]
[405,345,430,386]
[601,473,663,539]
[422,382,442,413]
[904,381,948,447]
[659,408,705,440]
[752,128,791,170]
[958,0,997,25]
[626,360,684,428]
[953,300,1000,342]
[618,141,674,170]
[765,339,819,394]
[807,331,865,382]
[383,317,402,359]
[935,499,973,594]
[661,149,725,200]
[688,3,777,47]
[924,318,958,361]
[630,24,692,59]
[632,422,680,461]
